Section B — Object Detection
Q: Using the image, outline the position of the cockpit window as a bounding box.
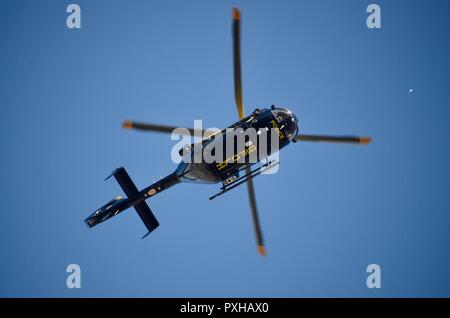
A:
[270,107,299,141]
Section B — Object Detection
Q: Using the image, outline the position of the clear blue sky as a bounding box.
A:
[1,0,449,297]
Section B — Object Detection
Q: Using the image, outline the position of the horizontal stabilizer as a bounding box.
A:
[110,167,159,235]
[134,201,159,236]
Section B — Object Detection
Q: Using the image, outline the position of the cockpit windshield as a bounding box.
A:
[270,107,299,141]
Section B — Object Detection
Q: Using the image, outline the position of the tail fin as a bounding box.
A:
[108,167,159,236]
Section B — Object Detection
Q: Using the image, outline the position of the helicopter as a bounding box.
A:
[85,8,371,256]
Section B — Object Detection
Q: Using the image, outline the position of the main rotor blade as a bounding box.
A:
[232,8,245,120]
[233,8,266,256]
[123,121,216,137]
[245,167,266,256]
[295,134,372,145]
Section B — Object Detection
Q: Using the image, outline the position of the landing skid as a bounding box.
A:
[209,160,279,200]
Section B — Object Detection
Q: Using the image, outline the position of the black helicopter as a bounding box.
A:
[85,8,371,256]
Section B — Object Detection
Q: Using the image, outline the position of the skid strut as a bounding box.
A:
[209,160,279,200]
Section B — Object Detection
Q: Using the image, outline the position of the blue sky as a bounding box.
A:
[0,0,449,297]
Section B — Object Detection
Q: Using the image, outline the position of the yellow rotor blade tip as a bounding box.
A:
[258,245,267,256]
[360,137,372,144]
[122,121,133,129]
[232,7,241,20]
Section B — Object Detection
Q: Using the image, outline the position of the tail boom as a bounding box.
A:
[87,167,180,237]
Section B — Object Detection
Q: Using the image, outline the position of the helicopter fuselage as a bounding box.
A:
[174,106,299,186]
